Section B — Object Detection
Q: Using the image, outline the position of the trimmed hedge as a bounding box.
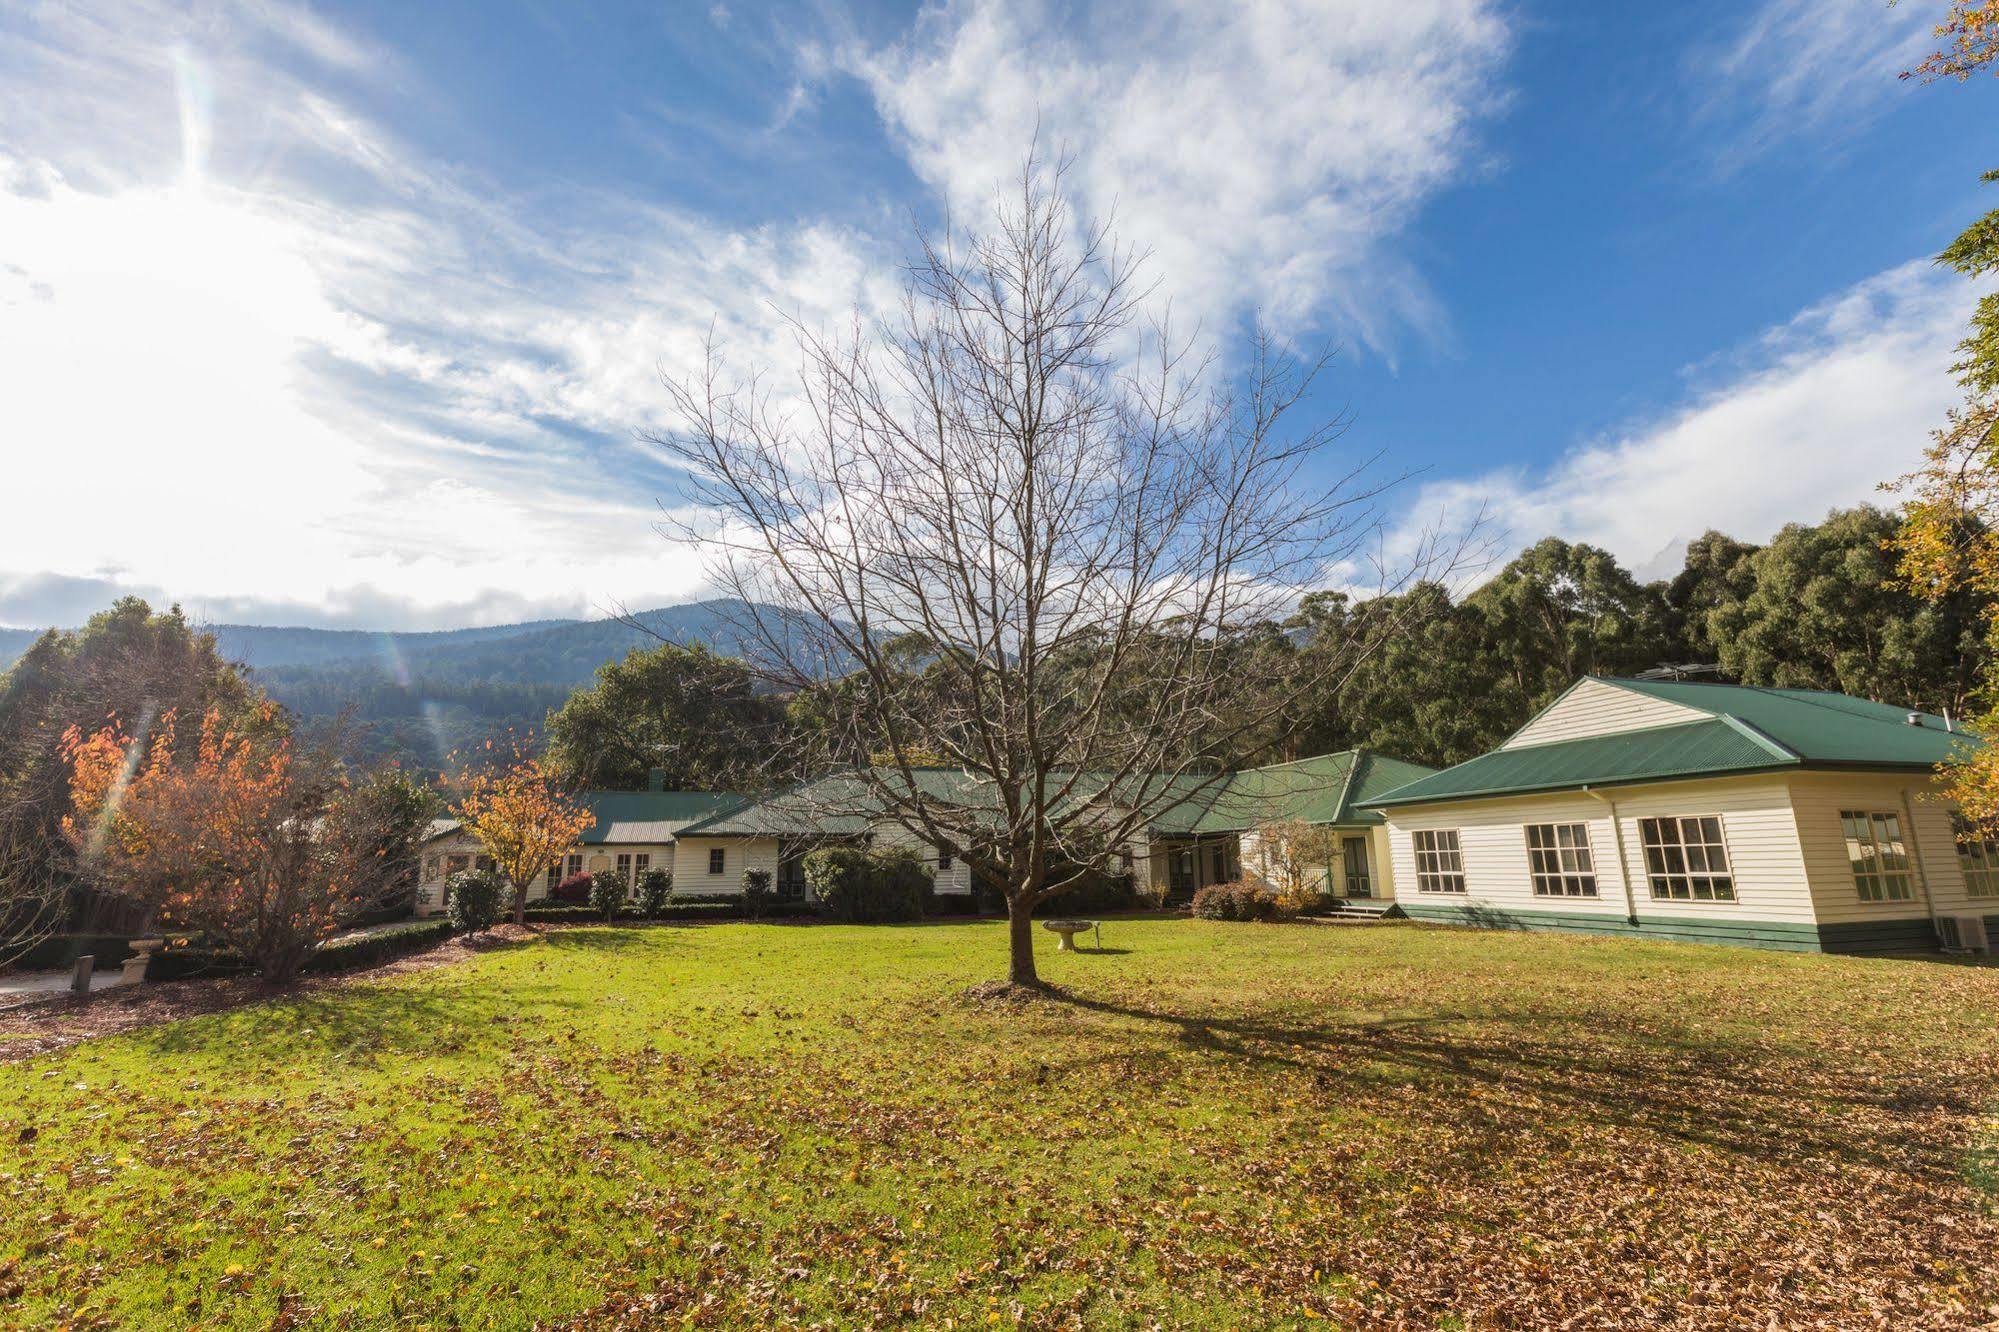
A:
[521,901,755,924]
[307,919,456,973]
[147,918,458,982]
[10,933,139,971]
[635,868,673,917]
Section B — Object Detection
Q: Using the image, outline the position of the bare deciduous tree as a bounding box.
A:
[650,159,1463,988]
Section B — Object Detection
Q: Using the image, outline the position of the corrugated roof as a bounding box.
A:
[686,750,1437,840]
[1364,677,1982,810]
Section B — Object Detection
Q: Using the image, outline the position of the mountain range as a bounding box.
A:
[0,599,802,773]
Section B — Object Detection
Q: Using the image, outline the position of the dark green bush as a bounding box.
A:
[805,846,930,923]
[446,868,506,935]
[10,933,138,971]
[741,868,773,919]
[521,904,602,923]
[588,869,628,921]
[635,868,673,917]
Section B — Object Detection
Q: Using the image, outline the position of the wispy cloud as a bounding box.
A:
[1397,258,1982,582]
[1688,0,1934,169]
[837,0,1512,359]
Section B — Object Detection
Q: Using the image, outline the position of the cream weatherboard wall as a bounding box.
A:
[1383,774,1818,946]
[1501,678,1710,749]
[1382,770,1990,952]
[1787,771,1998,949]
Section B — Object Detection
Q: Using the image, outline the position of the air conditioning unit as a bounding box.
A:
[1936,915,1991,954]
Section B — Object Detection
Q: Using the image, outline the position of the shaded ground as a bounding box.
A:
[0,924,534,1064]
[0,920,1995,1329]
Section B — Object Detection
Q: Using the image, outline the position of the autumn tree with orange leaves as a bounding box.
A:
[1891,2,1999,820]
[454,737,594,927]
[60,706,429,980]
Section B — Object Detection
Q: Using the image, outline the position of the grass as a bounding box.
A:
[3,918,1998,1329]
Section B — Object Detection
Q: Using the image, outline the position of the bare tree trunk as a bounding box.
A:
[1006,894,1039,988]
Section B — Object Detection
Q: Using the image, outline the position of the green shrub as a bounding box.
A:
[1190,880,1279,922]
[588,869,628,921]
[805,846,930,923]
[446,868,506,935]
[635,868,673,917]
[741,867,773,919]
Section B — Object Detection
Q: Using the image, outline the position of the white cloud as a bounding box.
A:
[841,0,1511,358]
[1399,258,1982,582]
[0,2,895,630]
[1690,0,1934,166]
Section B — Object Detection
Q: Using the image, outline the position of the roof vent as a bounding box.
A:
[1907,713,1925,728]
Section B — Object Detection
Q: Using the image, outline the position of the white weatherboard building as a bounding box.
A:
[1359,677,1995,953]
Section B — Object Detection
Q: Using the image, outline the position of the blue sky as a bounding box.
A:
[1,0,1994,629]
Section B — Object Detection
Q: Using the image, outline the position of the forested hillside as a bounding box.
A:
[0,600,804,773]
[5,507,1982,779]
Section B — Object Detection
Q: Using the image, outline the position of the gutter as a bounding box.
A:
[1582,785,1639,923]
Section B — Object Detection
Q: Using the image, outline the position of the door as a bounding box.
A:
[1342,836,1372,898]
[1170,848,1197,898]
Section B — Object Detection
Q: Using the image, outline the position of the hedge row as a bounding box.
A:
[144,919,458,982]
[521,900,769,924]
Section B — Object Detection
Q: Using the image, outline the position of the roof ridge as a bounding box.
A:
[1329,752,1365,824]
[1713,712,1802,762]
[1245,750,1358,774]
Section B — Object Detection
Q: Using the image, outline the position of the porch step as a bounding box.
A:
[1322,899,1400,921]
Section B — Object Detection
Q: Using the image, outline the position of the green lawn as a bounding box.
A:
[4,919,1998,1329]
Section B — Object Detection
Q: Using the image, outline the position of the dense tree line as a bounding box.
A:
[1278,506,1989,768]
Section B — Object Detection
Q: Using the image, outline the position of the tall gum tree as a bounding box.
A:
[647,159,1464,989]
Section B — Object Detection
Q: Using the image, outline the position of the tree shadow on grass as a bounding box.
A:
[1039,987,1984,1183]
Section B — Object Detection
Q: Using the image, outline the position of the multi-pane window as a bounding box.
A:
[937,852,954,871]
[1638,816,1735,901]
[1841,810,1915,902]
[545,862,561,890]
[616,853,632,883]
[423,855,440,883]
[635,852,651,881]
[1525,823,1597,897]
[708,847,726,875]
[1952,812,1999,899]
[565,853,583,880]
[1412,830,1466,893]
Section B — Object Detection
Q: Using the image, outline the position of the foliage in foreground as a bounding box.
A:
[1,921,1995,1329]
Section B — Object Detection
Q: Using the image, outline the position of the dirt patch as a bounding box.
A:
[958,978,1073,1009]
[0,923,536,1064]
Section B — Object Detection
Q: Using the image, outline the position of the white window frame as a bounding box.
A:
[1412,829,1466,894]
[1841,810,1915,903]
[616,852,632,883]
[1524,822,1597,897]
[1638,816,1736,902]
[565,853,583,880]
[1952,812,1999,899]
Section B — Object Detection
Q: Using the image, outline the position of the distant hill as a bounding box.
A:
[0,599,822,774]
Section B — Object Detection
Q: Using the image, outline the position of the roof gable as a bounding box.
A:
[1364,677,1980,810]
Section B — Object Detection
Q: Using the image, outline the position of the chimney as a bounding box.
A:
[648,767,668,791]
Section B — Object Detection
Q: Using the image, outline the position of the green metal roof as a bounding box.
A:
[574,789,748,844]
[685,749,1437,840]
[1363,677,1981,810]
[1159,750,1442,834]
